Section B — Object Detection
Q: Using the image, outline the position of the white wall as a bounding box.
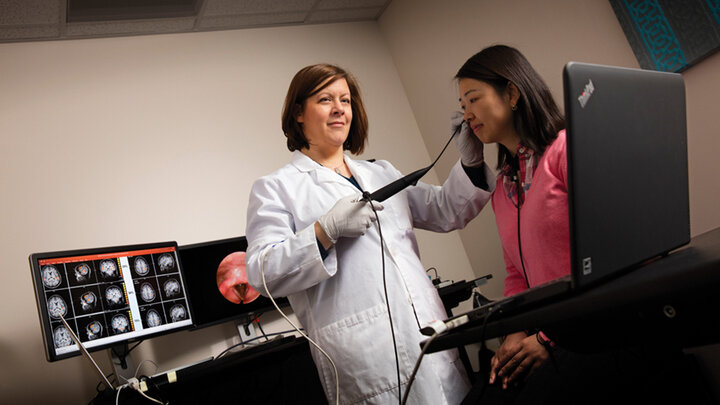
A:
[0,22,477,404]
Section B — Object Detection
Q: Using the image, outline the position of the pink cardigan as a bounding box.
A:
[491,130,571,297]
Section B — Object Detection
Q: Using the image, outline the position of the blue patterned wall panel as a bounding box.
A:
[610,0,720,71]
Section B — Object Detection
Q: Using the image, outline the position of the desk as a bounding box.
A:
[426,226,720,354]
[93,336,327,404]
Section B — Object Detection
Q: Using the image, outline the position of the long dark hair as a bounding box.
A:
[456,45,564,170]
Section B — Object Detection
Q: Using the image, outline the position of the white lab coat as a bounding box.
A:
[245,151,494,404]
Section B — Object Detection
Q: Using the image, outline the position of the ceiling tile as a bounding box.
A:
[66,17,196,37]
[203,0,316,17]
[316,0,389,10]
[306,7,382,23]
[199,12,307,29]
[0,25,59,40]
[0,0,393,43]
[0,0,60,26]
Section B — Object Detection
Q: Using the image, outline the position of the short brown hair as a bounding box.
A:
[281,64,368,154]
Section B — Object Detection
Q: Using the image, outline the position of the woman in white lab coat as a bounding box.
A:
[245,63,494,404]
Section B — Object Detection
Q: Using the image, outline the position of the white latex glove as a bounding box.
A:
[451,110,485,167]
[317,195,384,244]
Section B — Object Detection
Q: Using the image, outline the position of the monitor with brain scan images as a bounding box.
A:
[29,241,193,362]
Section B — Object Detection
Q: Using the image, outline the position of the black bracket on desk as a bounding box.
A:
[436,274,492,316]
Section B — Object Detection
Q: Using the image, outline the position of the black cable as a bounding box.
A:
[364,197,402,404]
[111,340,143,370]
[512,164,531,289]
[127,340,143,354]
[431,124,461,167]
[255,316,269,341]
[400,333,439,405]
[95,373,116,393]
[361,124,461,403]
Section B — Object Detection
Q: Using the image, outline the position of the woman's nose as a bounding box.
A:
[463,109,472,122]
[331,100,344,115]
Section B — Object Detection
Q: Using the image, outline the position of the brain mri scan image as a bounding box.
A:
[41,265,62,289]
[139,282,156,302]
[169,304,187,322]
[111,314,130,334]
[105,285,125,306]
[134,256,150,276]
[79,291,97,311]
[47,295,68,319]
[53,325,73,348]
[163,279,180,297]
[99,259,119,279]
[157,253,175,272]
[74,263,92,282]
[146,309,162,327]
[86,321,103,340]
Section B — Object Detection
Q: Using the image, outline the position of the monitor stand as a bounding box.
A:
[108,342,138,384]
[236,318,259,343]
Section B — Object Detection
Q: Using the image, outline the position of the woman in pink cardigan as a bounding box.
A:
[454,44,567,391]
[454,45,697,404]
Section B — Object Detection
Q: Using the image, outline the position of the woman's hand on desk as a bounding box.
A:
[489,331,549,389]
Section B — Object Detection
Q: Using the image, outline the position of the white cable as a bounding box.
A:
[135,387,164,404]
[133,359,159,379]
[115,385,123,405]
[120,375,165,404]
[260,246,340,405]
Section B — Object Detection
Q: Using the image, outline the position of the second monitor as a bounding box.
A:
[179,236,289,330]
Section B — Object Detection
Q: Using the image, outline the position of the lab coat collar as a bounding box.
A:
[290,150,362,188]
[345,156,375,192]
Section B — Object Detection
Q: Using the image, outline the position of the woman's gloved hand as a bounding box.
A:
[317,195,384,245]
[451,110,484,167]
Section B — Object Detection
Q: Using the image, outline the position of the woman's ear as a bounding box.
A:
[506,82,521,109]
[295,103,304,123]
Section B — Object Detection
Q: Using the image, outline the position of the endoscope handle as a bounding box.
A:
[364,166,432,202]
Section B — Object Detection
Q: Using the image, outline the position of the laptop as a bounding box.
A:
[432,62,690,333]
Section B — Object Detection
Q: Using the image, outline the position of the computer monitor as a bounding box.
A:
[29,241,193,362]
[178,236,289,330]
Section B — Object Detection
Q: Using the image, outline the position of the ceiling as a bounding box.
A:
[0,0,393,44]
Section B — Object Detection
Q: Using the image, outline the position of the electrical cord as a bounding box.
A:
[118,374,166,405]
[400,332,439,405]
[260,248,340,405]
[115,385,124,405]
[133,359,159,380]
[426,267,439,282]
[360,123,460,403]
[255,316,269,341]
[214,329,304,359]
[363,197,402,404]
[511,159,531,289]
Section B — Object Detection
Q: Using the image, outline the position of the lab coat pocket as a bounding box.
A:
[312,303,411,404]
